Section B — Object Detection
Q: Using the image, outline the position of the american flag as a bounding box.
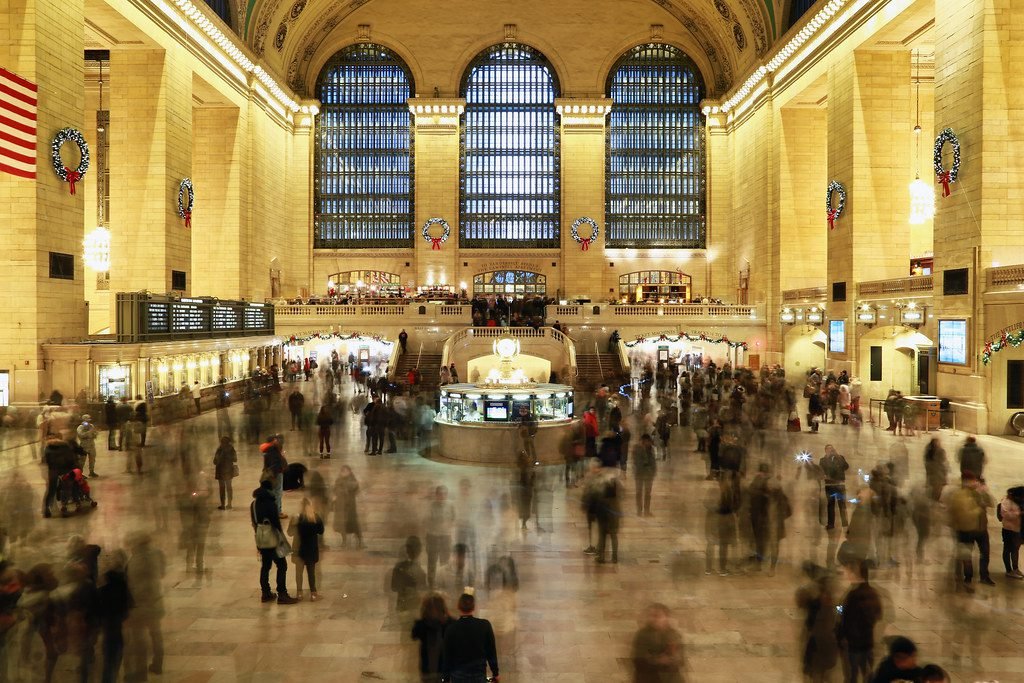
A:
[0,67,38,179]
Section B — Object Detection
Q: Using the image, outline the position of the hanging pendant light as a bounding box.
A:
[83,227,111,272]
[908,50,934,225]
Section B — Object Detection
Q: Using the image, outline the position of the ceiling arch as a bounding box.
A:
[243,0,778,96]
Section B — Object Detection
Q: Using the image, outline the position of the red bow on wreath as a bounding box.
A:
[183,210,192,228]
[827,209,838,230]
[937,171,952,197]
[580,238,591,251]
[430,237,442,250]
[64,167,80,195]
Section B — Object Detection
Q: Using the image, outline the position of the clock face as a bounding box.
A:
[495,338,519,358]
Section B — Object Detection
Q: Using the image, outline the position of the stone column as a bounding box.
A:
[108,47,193,298]
[826,50,913,374]
[932,0,1024,430]
[408,99,464,288]
[556,99,611,300]
[0,0,88,402]
[192,105,242,298]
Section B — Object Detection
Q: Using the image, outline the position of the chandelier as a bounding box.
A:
[83,227,111,272]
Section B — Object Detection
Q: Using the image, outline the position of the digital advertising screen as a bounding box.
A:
[938,319,968,364]
[829,319,846,354]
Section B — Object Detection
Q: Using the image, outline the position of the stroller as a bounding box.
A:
[56,468,98,516]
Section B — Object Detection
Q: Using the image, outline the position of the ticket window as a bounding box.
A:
[98,365,132,401]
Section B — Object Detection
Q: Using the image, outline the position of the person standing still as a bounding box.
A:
[441,592,499,683]
[116,396,132,450]
[104,397,118,450]
[821,445,850,530]
[633,433,657,517]
[77,414,99,477]
[213,435,237,510]
[260,434,287,518]
[250,479,298,604]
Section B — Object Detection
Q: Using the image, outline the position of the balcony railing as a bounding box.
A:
[546,303,764,321]
[857,275,933,298]
[781,286,826,303]
[987,264,1024,291]
[275,303,472,319]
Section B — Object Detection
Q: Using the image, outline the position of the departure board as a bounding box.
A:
[117,293,275,342]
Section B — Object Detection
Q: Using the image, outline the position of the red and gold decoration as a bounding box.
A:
[625,332,747,350]
[981,328,1024,366]
[422,218,450,250]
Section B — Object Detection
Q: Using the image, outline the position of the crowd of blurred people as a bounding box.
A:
[1,341,1017,681]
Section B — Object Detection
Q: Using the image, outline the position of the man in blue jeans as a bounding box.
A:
[250,480,297,604]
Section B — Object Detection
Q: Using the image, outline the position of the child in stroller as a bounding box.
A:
[57,468,98,516]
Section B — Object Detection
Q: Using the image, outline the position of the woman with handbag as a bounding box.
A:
[288,498,325,601]
[213,435,238,510]
[251,480,298,604]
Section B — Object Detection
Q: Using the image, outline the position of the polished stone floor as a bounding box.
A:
[2,381,1024,682]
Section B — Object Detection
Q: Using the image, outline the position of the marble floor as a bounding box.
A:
[2,382,1023,682]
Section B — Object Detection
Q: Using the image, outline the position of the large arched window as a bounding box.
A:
[202,0,232,28]
[460,44,560,249]
[606,44,706,248]
[315,44,415,249]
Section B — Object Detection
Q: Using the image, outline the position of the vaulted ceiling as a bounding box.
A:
[235,0,786,97]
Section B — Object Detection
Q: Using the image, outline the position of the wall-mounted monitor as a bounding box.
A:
[938,319,968,364]
[829,319,846,354]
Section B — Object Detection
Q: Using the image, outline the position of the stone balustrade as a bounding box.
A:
[857,275,933,298]
[781,286,826,303]
[987,264,1024,291]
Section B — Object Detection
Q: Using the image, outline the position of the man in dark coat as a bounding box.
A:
[42,437,77,517]
[250,480,297,604]
[836,561,883,683]
[104,397,118,450]
[441,592,499,682]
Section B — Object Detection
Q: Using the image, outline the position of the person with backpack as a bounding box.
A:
[250,480,298,604]
[820,445,850,530]
[946,472,995,590]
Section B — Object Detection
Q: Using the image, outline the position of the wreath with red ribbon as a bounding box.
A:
[422,218,450,250]
[826,180,846,230]
[178,178,194,228]
[933,128,961,198]
[51,128,90,196]
[571,217,599,251]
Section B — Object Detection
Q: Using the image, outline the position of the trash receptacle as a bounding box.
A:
[939,398,953,429]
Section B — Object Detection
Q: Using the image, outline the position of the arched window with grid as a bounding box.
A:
[460,44,560,249]
[315,44,415,249]
[606,44,706,249]
[202,0,232,28]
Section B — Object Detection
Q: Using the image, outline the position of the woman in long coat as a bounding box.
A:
[332,465,363,548]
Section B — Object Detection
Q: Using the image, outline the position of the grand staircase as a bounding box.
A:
[574,352,624,389]
[395,351,443,392]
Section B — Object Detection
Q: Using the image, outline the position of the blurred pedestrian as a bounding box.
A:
[631,603,685,683]
[332,465,364,549]
[633,433,657,517]
[998,486,1023,579]
[391,536,428,613]
[289,497,324,601]
[836,560,882,683]
[412,593,450,682]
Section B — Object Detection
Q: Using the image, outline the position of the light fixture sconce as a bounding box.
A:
[805,307,824,325]
[899,303,925,326]
[779,307,798,325]
[856,304,877,326]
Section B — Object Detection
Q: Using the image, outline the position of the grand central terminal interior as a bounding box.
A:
[1,0,1023,680]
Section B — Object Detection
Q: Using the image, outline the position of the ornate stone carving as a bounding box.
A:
[274,23,288,51]
[714,0,731,20]
[733,23,746,50]
[288,0,306,21]
[504,24,518,40]
[357,24,371,40]
[650,24,664,40]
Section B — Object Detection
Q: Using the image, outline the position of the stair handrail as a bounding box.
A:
[416,342,423,369]
[386,338,401,381]
[594,341,604,378]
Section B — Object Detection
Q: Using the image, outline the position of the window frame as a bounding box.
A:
[459,42,561,250]
[314,44,416,250]
[605,43,707,249]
